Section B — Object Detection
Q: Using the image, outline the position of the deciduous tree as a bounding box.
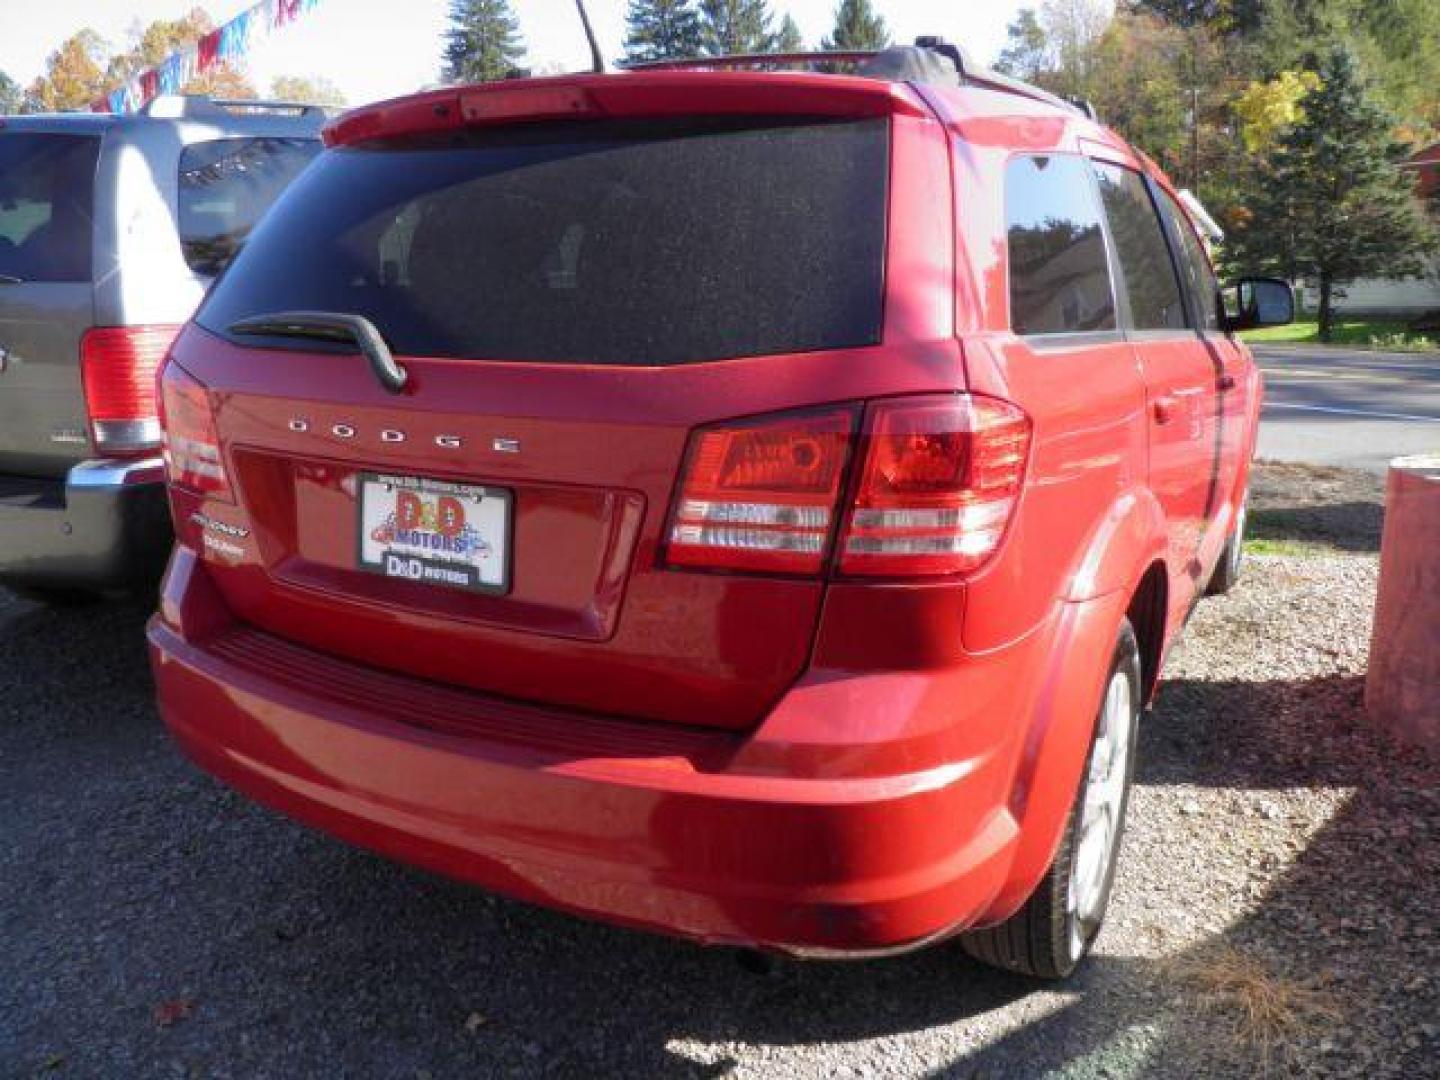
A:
[26,30,109,112]
[270,75,347,107]
[106,9,257,100]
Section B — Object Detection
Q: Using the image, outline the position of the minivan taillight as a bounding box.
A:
[157,359,231,501]
[664,407,858,574]
[80,325,182,455]
[839,395,1031,576]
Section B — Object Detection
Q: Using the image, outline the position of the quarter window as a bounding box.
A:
[178,137,319,275]
[1005,154,1116,336]
[1091,162,1187,331]
[0,133,99,283]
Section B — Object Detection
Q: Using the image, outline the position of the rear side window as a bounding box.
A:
[0,133,99,283]
[1091,162,1187,331]
[178,137,319,275]
[1005,154,1116,336]
[1155,188,1220,331]
[197,118,889,365]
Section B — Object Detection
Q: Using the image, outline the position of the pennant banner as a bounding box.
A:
[91,0,323,113]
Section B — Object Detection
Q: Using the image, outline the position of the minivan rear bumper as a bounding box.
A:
[148,549,1032,956]
[0,457,172,590]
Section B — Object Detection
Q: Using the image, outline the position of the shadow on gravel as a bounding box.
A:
[5,582,1436,1077]
[1249,502,1384,554]
[1249,461,1385,553]
[928,672,1440,1077]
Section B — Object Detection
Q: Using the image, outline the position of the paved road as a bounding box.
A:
[1254,345,1440,472]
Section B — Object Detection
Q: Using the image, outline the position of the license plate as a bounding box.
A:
[357,473,511,594]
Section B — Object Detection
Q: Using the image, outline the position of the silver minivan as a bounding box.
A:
[0,96,323,600]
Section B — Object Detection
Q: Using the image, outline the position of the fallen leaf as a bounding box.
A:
[152,998,194,1028]
[463,1011,489,1033]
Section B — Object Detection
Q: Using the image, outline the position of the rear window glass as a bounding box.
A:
[1005,154,1116,336]
[0,133,99,283]
[197,117,888,365]
[178,137,319,275]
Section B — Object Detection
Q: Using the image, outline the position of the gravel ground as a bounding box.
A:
[1,463,1436,1079]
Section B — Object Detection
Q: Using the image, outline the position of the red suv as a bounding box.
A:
[148,42,1291,978]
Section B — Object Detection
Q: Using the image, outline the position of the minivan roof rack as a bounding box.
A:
[138,95,332,120]
[622,37,1092,121]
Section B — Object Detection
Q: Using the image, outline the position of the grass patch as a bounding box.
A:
[1169,945,1345,1072]
[1240,318,1438,350]
[1244,537,1333,557]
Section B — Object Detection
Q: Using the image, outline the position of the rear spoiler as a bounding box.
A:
[323,72,930,148]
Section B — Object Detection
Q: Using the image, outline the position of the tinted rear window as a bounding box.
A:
[197,118,889,365]
[178,137,319,275]
[0,133,99,283]
[1005,154,1116,336]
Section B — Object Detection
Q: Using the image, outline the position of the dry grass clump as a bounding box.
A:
[1168,944,1346,1071]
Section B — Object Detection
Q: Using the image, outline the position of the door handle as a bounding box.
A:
[1217,373,1237,391]
[1153,394,1178,425]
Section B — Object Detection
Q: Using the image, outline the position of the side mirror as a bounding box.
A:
[1221,277,1294,331]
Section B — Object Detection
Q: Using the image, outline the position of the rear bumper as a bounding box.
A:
[0,457,172,589]
[148,550,1045,956]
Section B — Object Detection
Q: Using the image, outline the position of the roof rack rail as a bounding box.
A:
[621,50,882,72]
[620,38,1094,121]
[138,95,332,120]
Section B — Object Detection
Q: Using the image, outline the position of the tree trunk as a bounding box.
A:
[1317,275,1334,343]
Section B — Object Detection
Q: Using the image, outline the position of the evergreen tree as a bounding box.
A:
[698,0,773,56]
[996,9,1050,80]
[0,71,23,114]
[821,0,890,51]
[443,0,525,84]
[1233,46,1438,341]
[773,14,804,54]
[623,0,703,64]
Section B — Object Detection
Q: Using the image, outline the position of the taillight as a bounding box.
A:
[664,406,857,574]
[157,358,231,501]
[80,325,182,455]
[664,395,1030,579]
[839,394,1031,576]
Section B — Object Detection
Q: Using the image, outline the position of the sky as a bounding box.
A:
[0,0,1029,108]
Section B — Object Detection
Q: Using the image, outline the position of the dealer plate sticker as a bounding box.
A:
[358,473,511,594]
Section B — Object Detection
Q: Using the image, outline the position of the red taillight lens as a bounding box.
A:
[80,325,182,455]
[664,407,858,574]
[839,395,1031,576]
[157,359,231,501]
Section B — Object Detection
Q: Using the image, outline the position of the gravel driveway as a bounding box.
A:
[2,464,1436,1079]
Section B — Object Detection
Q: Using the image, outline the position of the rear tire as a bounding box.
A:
[962,619,1141,979]
[1206,492,1247,596]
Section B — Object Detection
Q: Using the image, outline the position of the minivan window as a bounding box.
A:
[1005,154,1116,336]
[178,137,320,275]
[1091,162,1187,331]
[1155,187,1221,331]
[197,118,888,365]
[0,133,99,283]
